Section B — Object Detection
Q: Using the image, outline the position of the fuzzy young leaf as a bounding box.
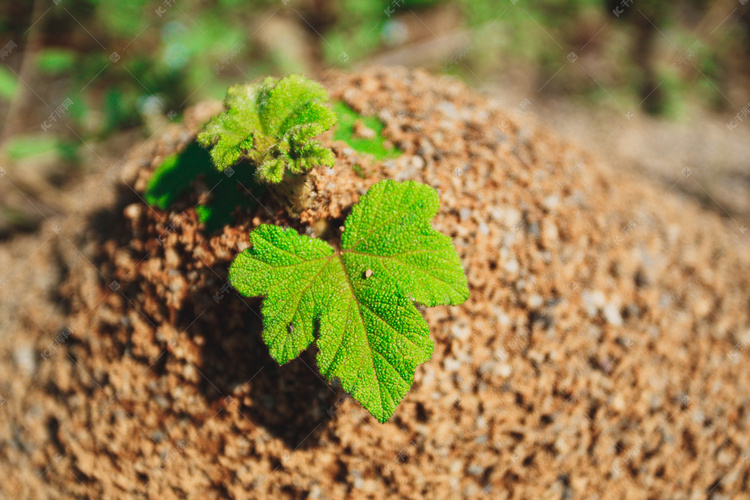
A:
[230,180,469,422]
[197,75,337,183]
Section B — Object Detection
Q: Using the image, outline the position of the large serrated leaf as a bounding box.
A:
[229,180,469,422]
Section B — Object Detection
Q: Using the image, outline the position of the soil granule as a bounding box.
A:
[0,67,749,499]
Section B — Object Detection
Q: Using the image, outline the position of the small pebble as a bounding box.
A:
[603,303,623,326]
[123,203,142,221]
[14,345,36,375]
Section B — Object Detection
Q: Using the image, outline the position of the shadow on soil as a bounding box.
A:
[191,296,337,450]
[80,179,335,451]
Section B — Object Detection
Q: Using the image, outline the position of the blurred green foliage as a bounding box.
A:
[0,0,747,163]
[35,49,76,75]
[2,134,78,163]
[0,66,17,100]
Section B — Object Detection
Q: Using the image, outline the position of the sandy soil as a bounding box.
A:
[0,67,749,499]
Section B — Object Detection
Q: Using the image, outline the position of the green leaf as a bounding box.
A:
[2,135,67,161]
[0,66,18,101]
[145,141,263,233]
[230,180,469,422]
[197,74,337,183]
[35,49,77,75]
[332,101,400,160]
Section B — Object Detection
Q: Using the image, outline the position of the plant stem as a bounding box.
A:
[267,172,316,218]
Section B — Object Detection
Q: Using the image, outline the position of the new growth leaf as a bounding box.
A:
[229,180,469,422]
[197,74,337,183]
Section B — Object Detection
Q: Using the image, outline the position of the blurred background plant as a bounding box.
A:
[1,0,749,236]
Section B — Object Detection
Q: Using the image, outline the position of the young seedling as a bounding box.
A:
[230,180,469,422]
[197,74,337,216]
[152,75,468,420]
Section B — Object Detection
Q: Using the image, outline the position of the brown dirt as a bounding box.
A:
[1,67,749,499]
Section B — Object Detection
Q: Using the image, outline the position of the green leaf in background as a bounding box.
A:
[145,142,263,233]
[197,74,337,183]
[0,66,18,101]
[104,87,141,133]
[229,180,469,422]
[95,0,148,38]
[332,101,400,160]
[3,135,62,160]
[35,49,76,75]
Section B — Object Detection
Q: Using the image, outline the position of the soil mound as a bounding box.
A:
[1,67,749,499]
